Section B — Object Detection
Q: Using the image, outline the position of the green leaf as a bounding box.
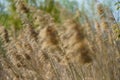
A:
[116,6,120,10]
[115,2,120,6]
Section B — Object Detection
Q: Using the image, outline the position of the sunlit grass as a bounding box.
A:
[0,0,120,80]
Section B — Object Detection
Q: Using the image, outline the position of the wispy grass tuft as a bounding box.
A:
[0,0,120,80]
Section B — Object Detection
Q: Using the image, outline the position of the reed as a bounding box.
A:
[0,1,120,80]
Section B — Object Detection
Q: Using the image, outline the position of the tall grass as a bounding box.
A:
[0,0,120,80]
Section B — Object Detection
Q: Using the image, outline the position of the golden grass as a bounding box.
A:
[0,1,120,80]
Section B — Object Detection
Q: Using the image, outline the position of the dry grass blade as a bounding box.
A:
[0,1,120,80]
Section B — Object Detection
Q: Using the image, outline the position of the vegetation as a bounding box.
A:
[0,0,120,80]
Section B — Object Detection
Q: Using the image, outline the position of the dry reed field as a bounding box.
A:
[0,0,120,80]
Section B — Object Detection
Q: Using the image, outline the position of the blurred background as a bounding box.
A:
[0,0,120,30]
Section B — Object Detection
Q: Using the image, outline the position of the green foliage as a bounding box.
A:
[39,0,61,22]
[115,1,120,5]
[0,0,22,30]
[0,0,117,30]
[0,1,8,27]
[115,1,120,10]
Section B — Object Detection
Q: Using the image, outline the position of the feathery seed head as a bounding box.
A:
[97,3,105,19]
[0,26,9,43]
[100,20,109,31]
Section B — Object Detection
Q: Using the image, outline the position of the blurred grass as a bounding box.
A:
[0,0,120,80]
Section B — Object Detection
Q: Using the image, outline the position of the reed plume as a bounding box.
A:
[61,20,93,65]
[0,25,9,43]
[0,1,120,80]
